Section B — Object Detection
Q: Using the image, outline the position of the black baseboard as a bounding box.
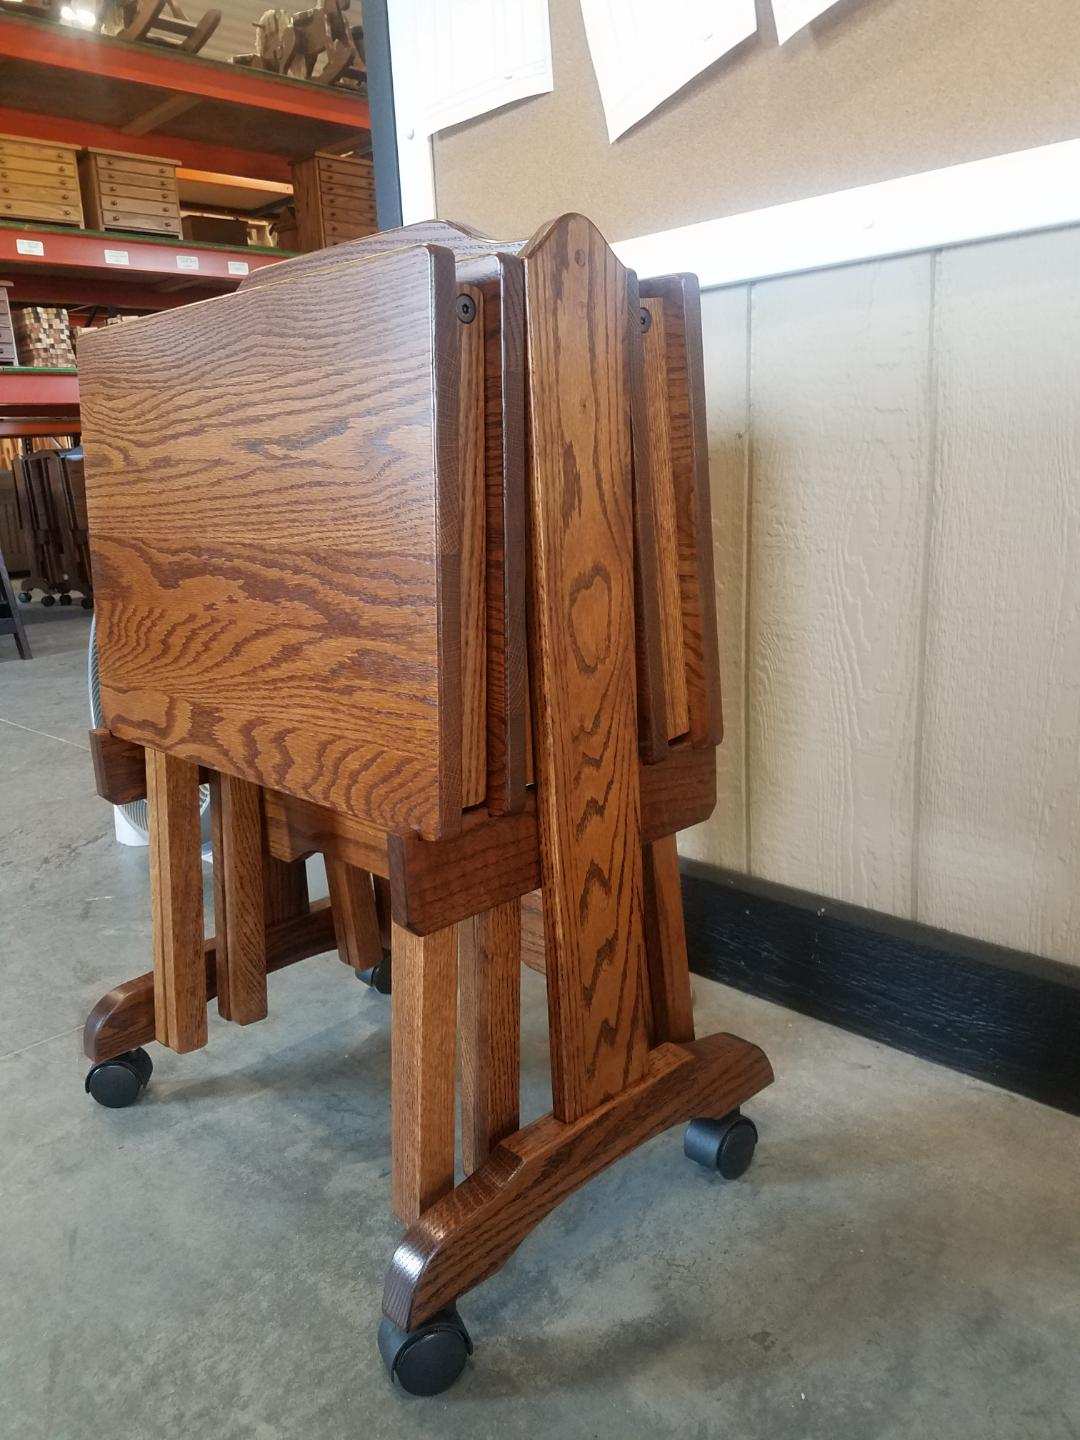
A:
[681,863,1080,1115]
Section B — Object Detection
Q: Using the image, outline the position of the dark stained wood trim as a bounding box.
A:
[681,863,1080,1115]
[89,726,147,805]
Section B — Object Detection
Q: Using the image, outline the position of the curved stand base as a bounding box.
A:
[383,1031,773,1330]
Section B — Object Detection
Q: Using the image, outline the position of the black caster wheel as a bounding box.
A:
[357,950,392,994]
[81,597,94,610]
[41,594,56,608]
[18,591,32,604]
[378,1305,472,1396]
[684,1110,758,1180]
[59,592,73,606]
[85,1048,154,1109]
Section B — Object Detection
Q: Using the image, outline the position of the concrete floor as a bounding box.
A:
[2,607,1079,1440]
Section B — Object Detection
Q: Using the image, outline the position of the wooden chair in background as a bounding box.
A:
[77,217,773,1397]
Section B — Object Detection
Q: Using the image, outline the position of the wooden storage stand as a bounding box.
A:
[78,217,773,1398]
[78,148,183,238]
[0,133,84,227]
[290,149,377,251]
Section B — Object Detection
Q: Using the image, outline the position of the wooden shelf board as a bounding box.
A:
[0,221,291,294]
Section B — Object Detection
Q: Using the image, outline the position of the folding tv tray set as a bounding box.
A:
[78,215,774,1397]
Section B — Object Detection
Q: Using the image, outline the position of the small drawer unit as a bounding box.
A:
[290,151,377,253]
[78,148,183,238]
[0,133,84,227]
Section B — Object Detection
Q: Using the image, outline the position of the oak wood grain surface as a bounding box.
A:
[79,243,464,840]
[522,214,650,1121]
[147,747,206,1053]
[391,922,458,1225]
[457,279,487,807]
[640,296,691,741]
[325,858,382,971]
[216,771,268,1024]
[458,901,521,1175]
[639,276,722,748]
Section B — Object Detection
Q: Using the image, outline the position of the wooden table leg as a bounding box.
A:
[214,772,268,1025]
[459,900,521,1174]
[642,835,695,1044]
[147,747,206,1053]
[326,858,383,972]
[391,921,458,1225]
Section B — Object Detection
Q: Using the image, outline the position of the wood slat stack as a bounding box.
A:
[79,148,183,238]
[0,282,17,367]
[290,151,376,251]
[0,134,84,227]
[11,305,76,368]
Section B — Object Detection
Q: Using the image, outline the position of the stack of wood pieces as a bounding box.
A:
[0,134,84,228]
[0,283,17,367]
[290,150,376,250]
[234,0,365,87]
[12,306,76,368]
[79,149,183,239]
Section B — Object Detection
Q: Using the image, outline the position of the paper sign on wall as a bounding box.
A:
[579,0,757,142]
[769,0,844,45]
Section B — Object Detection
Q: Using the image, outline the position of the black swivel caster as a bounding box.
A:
[378,1305,472,1396]
[357,950,392,994]
[85,1048,153,1109]
[18,591,32,604]
[81,597,94,610]
[59,592,72,606]
[684,1110,758,1180]
[41,594,56,608]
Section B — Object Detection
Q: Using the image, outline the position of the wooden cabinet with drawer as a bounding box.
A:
[78,148,183,238]
[0,134,84,227]
[290,151,377,253]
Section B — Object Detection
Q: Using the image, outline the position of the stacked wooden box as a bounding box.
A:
[0,134,84,227]
[79,149,183,238]
[12,305,76,368]
[0,282,16,367]
[290,151,376,251]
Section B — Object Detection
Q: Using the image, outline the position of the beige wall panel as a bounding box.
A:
[433,0,1080,246]
[678,284,751,872]
[918,229,1080,961]
[746,255,932,912]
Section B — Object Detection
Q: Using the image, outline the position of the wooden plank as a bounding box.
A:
[79,242,464,840]
[626,269,673,764]
[217,772,268,1024]
[88,726,145,805]
[641,835,694,1043]
[262,852,310,926]
[640,275,722,748]
[208,772,228,1004]
[521,214,649,1121]
[325,858,382,971]
[677,285,750,871]
[146,746,206,1052]
[639,294,691,741]
[390,922,458,1225]
[263,788,389,875]
[482,256,528,813]
[458,901,521,1175]
[918,229,1080,960]
[747,256,932,913]
[457,279,486,807]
